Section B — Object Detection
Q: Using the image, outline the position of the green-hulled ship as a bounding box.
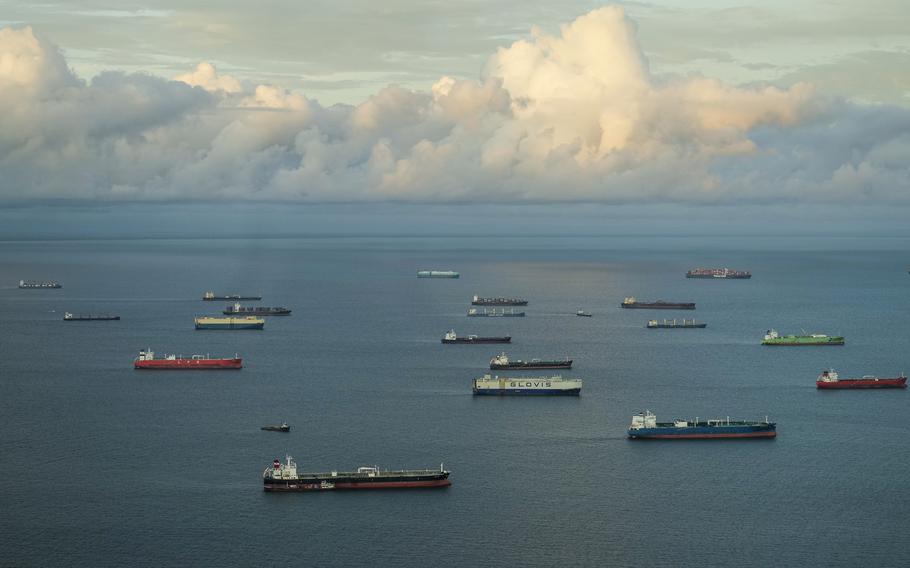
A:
[761,329,844,346]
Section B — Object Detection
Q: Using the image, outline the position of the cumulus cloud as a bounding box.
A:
[0,7,908,204]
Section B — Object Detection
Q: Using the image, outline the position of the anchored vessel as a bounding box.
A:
[647,319,706,329]
[263,455,451,491]
[621,297,695,310]
[686,267,752,279]
[471,295,528,306]
[472,374,582,395]
[19,280,61,289]
[223,303,291,316]
[441,330,511,344]
[195,316,265,330]
[134,349,242,369]
[762,329,844,346]
[262,423,291,432]
[576,310,593,317]
[417,270,459,278]
[816,369,907,389]
[63,312,120,321]
[489,352,572,370]
[467,308,525,317]
[628,411,776,439]
[202,291,262,301]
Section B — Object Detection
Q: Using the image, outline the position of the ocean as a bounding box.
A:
[1,235,908,567]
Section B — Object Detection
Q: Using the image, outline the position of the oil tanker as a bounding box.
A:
[417,270,459,278]
[471,295,528,306]
[621,297,695,310]
[467,308,525,317]
[202,291,261,301]
[223,303,291,316]
[686,267,751,279]
[263,455,451,491]
[19,280,61,289]
[762,330,843,346]
[816,369,907,389]
[441,330,511,344]
[489,352,572,370]
[134,349,242,369]
[63,312,120,321]
[472,374,582,395]
[627,411,776,439]
[647,319,706,328]
[195,316,265,330]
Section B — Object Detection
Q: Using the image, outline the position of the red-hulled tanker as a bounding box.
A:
[133,349,242,370]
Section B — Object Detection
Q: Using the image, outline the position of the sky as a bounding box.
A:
[0,1,909,234]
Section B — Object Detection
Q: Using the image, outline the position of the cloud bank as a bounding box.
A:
[1,7,908,204]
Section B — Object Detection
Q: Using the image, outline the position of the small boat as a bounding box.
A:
[261,422,291,432]
[576,310,592,317]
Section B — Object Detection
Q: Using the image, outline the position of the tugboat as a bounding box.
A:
[261,422,291,432]
[576,310,592,317]
[467,308,525,317]
[133,349,242,369]
[816,369,907,389]
[471,295,528,306]
[762,330,844,346]
[489,352,572,370]
[621,297,695,310]
[223,303,291,316]
[627,411,776,439]
[647,319,706,329]
[441,330,511,344]
[202,291,262,301]
[63,312,120,321]
[263,455,451,491]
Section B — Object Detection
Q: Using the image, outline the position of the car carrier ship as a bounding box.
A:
[471,295,528,306]
[194,316,265,330]
[134,349,242,369]
[816,369,907,389]
[621,297,695,310]
[686,267,751,279]
[441,330,511,344]
[627,411,776,439]
[223,303,291,316]
[489,352,572,370]
[263,455,451,491]
[762,330,844,346]
[472,374,582,395]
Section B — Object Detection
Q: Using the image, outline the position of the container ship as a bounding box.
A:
[686,268,752,279]
[467,308,525,317]
[489,352,572,370]
[202,291,262,301]
[471,295,528,306]
[63,312,120,321]
[194,316,265,330]
[762,330,843,346]
[19,280,61,289]
[134,349,242,369]
[647,319,706,329]
[417,270,459,278]
[223,303,291,316]
[621,297,695,310]
[263,455,451,491]
[816,369,907,389]
[441,330,511,344]
[627,411,776,439]
[472,374,582,395]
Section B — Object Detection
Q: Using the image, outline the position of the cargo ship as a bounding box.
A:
[621,297,695,310]
[471,295,528,306]
[467,308,525,317]
[762,329,844,346]
[576,310,592,317]
[263,455,451,491]
[647,319,706,329]
[627,411,776,439]
[194,316,265,330]
[686,267,751,279]
[63,312,120,321]
[202,291,262,301]
[262,422,291,432]
[816,369,907,389]
[134,349,242,369]
[472,374,582,395]
[417,270,459,278]
[223,303,291,316]
[489,352,572,370]
[19,280,61,289]
[441,330,511,344]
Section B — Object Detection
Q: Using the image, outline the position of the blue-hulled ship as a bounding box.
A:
[627,411,776,439]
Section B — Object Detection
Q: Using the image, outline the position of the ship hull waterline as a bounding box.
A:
[817,379,906,389]
[628,430,776,439]
[264,478,451,491]
[473,388,581,396]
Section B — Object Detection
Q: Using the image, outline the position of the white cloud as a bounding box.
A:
[0,8,908,204]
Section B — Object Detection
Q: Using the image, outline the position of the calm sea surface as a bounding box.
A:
[1,236,908,567]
